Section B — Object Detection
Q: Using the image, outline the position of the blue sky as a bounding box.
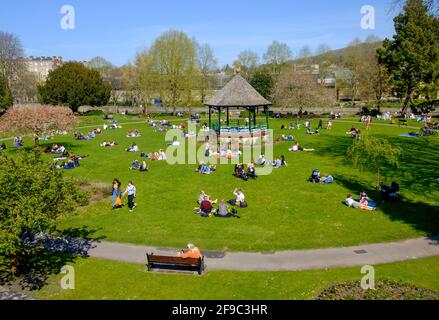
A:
[0,0,398,66]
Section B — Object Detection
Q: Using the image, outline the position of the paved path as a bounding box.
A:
[88,236,439,271]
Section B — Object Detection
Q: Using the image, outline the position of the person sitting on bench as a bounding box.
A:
[179,243,203,261]
[215,200,240,218]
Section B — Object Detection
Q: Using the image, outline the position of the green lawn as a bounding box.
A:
[2,115,438,252]
[35,256,439,300]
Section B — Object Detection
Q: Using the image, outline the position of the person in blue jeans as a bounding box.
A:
[112,179,121,208]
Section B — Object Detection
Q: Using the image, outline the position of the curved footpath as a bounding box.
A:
[89,236,439,271]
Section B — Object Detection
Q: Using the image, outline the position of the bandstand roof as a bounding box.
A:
[205,74,272,108]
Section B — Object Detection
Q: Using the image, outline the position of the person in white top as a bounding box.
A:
[229,188,246,207]
[122,181,137,212]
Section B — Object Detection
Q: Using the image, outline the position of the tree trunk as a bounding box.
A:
[401,93,412,116]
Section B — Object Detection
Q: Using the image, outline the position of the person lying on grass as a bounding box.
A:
[270,155,288,169]
[344,194,376,211]
[306,128,319,135]
[100,141,118,147]
[0,143,6,150]
[281,134,294,141]
[196,162,217,175]
[288,143,315,152]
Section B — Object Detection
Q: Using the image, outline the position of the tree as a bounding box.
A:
[263,41,293,73]
[0,31,25,84]
[273,67,335,109]
[234,50,260,80]
[347,134,403,188]
[250,69,274,100]
[0,74,13,114]
[38,62,112,113]
[378,0,439,114]
[196,42,218,103]
[0,150,84,275]
[0,105,77,143]
[149,30,197,114]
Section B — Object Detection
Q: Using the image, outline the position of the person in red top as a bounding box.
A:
[200,196,213,217]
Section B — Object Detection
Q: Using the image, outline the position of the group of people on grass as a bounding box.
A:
[51,153,87,170]
[127,130,141,138]
[140,149,167,161]
[309,168,334,184]
[75,128,101,141]
[111,179,137,212]
[194,189,246,218]
[44,144,68,156]
[234,163,257,181]
[130,160,149,172]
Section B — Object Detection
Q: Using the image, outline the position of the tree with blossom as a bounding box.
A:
[0,104,77,143]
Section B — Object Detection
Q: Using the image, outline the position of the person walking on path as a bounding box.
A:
[122,181,137,212]
[112,179,122,209]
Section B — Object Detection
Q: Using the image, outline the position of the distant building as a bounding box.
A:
[26,56,63,82]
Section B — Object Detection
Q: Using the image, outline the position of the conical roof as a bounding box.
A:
[206,74,272,107]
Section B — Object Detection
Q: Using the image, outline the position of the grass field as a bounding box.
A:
[35,256,439,300]
[2,115,438,252]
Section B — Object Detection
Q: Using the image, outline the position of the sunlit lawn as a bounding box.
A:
[35,256,439,300]
[2,115,438,251]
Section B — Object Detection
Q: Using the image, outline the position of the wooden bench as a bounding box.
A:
[146,253,205,275]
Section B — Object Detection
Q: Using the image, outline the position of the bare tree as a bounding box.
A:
[263,41,293,73]
[196,42,218,103]
[233,50,260,80]
[274,67,335,110]
[0,31,25,85]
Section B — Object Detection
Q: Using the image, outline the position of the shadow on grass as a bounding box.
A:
[335,174,439,237]
[0,226,105,291]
